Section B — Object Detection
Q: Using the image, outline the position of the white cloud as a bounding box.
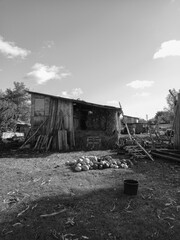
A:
[42,40,54,49]
[60,88,83,99]
[71,88,83,97]
[153,40,180,59]
[0,35,31,59]
[61,91,68,97]
[61,72,72,78]
[134,92,150,97]
[61,91,71,98]
[26,63,71,84]
[106,100,119,107]
[126,80,154,89]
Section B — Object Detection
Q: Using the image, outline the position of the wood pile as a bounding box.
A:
[33,135,53,151]
[124,145,147,159]
[151,149,180,162]
[119,102,154,161]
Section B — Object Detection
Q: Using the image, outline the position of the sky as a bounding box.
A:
[0,0,180,119]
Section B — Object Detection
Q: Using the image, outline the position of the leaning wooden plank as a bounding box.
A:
[46,136,53,151]
[58,130,63,151]
[133,137,154,161]
[37,135,44,150]
[20,118,48,149]
[62,130,69,150]
[119,101,153,161]
[43,135,49,149]
[119,102,132,140]
[39,135,47,150]
[33,135,41,150]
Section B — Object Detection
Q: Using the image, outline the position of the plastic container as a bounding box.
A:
[124,179,138,195]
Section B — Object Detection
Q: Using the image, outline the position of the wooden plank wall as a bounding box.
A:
[30,94,74,151]
[174,93,180,149]
[46,97,74,150]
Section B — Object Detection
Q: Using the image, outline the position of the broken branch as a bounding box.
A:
[40,208,66,218]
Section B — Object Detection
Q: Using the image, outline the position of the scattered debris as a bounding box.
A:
[31,203,38,210]
[163,216,175,221]
[50,229,61,239]
[2,230,13,236]
[17,205,30,217]
[40,208,66,218]
[151,149,180,162]
[33,177,42,183]
[65,217,75,226]
[156,209,162,219]
[110,202,116,212]
[61,233,76,240]
[3,196,19,206]
[41,178,51,185]
[125,199,133,212]
[82,236,89,239]
[12,222,23,227]
[176,206,180,212]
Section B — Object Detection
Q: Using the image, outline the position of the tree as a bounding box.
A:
[147,89,179,124]
[0,82,31,132]
[166,89,179,113]
[154,111,172,124]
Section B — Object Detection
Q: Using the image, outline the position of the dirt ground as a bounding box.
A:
[0,149,180,240]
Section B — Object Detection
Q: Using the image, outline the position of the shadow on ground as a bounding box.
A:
[0,185,180,240]
[0,150,180,240]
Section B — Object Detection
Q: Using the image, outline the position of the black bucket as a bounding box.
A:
[124,179,138,195]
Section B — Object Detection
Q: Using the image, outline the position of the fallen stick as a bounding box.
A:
[110,203,116,212]
[40,209,66,218]
[17,205,29,217]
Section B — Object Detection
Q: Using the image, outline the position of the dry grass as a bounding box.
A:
[0,149,180,240]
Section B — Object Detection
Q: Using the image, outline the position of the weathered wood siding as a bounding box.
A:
[30,93,121,151]
[30,93,74,150]
[174,93,180,149]
[31,94,73,131]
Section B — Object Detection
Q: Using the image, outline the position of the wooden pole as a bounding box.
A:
[119,102,132,140]
[133,137,154,161]
[119,102,154,161]
[174,93,180,149]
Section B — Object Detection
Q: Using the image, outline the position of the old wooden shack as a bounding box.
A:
[28,91,122,151]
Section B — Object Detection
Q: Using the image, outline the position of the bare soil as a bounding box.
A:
[0,149,180,240]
